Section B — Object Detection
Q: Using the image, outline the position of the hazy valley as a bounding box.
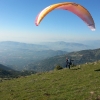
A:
[0,40,100,72]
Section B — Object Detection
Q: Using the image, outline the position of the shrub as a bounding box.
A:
[55,65,63,70]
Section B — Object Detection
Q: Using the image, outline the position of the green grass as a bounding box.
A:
[0,61,100,100]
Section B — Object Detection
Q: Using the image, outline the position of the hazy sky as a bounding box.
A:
[0,0,100,43]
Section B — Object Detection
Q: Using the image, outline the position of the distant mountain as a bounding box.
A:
[79,40,100,49]
[0,41,92,52]
[0,49,67,70]
[39,41,92,52]
[0,41,68,70]
[0,41,49,51]
[0,41,95,71]
[0,40,100,73]
[26,48,100,72]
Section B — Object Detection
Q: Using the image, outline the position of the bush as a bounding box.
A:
[55,65,63,70]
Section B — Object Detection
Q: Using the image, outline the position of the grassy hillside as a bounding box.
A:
[0,61,100,100]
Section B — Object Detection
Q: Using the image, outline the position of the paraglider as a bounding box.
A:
[35,2,95,31]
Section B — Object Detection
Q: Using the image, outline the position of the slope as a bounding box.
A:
[0,61,100,100]
[0,64,36,78]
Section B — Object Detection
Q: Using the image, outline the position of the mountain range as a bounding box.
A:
[0,41,92,70]
[37,41,92,51]
[0,41,92,51]
[0,41,100,71]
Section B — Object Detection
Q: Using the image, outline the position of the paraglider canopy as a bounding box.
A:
[35,2,95,31]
